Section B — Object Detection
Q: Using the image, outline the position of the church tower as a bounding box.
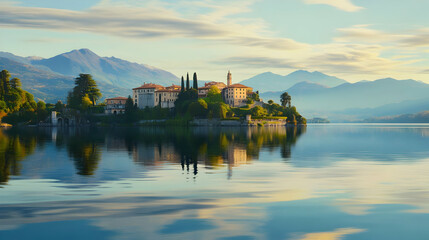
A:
[227,70,232,86]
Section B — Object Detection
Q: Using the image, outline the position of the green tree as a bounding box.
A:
[68,74,102,109]
[193,72,198,89]
[188,99,208,118]
[186,73,190,90]
[0,70,11,100]
[55,100,65,113]
[181,76,185,93]
[10,78,21,89]
[36,101,48,122]
[280,92,291,108]
[268,100,274,104]
[251,106,268,117]
[206,86,222,103]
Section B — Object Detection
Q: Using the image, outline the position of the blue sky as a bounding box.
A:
[0,0,428,82]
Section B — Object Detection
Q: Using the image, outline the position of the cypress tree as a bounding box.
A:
[181,76,185,93]
[0,70,11,100]
[193,72,198,89]
[186,73,190,90]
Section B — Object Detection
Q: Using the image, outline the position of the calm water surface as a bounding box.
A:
[1,124,429,239]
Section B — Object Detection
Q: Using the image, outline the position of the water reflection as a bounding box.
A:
[2,125,429,239]
[0,126,305,184]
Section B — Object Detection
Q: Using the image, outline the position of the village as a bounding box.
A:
[104,71,263,115]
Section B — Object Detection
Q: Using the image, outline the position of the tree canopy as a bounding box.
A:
[67,74,102,110]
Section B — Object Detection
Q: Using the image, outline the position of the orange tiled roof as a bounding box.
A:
[106,97,128,100]
[226,84,252,89]
[133,83,165,90]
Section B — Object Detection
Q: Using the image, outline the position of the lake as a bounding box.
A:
[1,124,429,240]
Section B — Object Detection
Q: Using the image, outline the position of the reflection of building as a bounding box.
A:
[132,144,179,166]
[221,71,253,107]
[105,97,127,114]
[226,146,248,167]
[133,83,181,109]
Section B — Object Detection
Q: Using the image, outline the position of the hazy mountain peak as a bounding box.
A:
[241,70,347,92]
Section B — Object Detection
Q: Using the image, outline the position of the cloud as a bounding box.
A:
[421,69,429,74]
[215,56,301,69]
[303,0,363,12]
[336,25,429,49]
[0,1,305,51]
[400,28,429,47]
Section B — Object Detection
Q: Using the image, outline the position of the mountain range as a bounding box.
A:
[1,48,428,122]
[0,49,179,102]
[240,70,347,92]
[259,78,429,121]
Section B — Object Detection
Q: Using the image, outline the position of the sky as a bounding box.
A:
[0,0,428,83]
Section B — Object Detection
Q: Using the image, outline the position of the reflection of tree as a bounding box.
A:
[0,130,37,184]
[68,141,101,176]
[60,130,103,176]
[111,126,306,175]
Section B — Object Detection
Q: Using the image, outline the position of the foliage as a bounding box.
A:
[251,106,268,117]
[67,74,102,110]
[188,99,208,118]
[280,92,291,108]
[186,73,190,90]
[125,95,138,122]
[193,72,198,89]
[205,86,222,103]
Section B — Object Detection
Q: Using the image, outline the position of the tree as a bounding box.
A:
[188,99,208,118]
[206,86,222,103]
[280,92,291,108]
[193,72,198,89]
[0,70,11,100]
[268,100,274,104]
[251,106,268,117]
[68,74,102,109]
[186,73,190,90]
[181,76,185,93]
[36,101,48,122]
[10,78,21,89]
[55,100,65,113]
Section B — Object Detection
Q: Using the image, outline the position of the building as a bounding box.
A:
[105,97,128,114]
[222,71,253,107]
[198,81,227,98]
[133,83,165,109]
[133,83,181,109]
[155,88,181,108]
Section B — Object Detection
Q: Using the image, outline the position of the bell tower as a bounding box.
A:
[227,70,232,86]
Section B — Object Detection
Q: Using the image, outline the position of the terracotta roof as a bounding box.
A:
[156,89,181,92]
[133,83,165,90]
[106,97,128,100]
[226,84,252,89]
[166,84,181,89]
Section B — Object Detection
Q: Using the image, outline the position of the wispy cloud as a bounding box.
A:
[0,1,305,50]
[303,0,363,12]
[215,56,301,69]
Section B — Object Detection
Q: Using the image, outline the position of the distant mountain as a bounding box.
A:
[31,49,179,88]
[0,57,130,102]
[241,70,347,92]
[364,111,429,123]
[260,78,429,121]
